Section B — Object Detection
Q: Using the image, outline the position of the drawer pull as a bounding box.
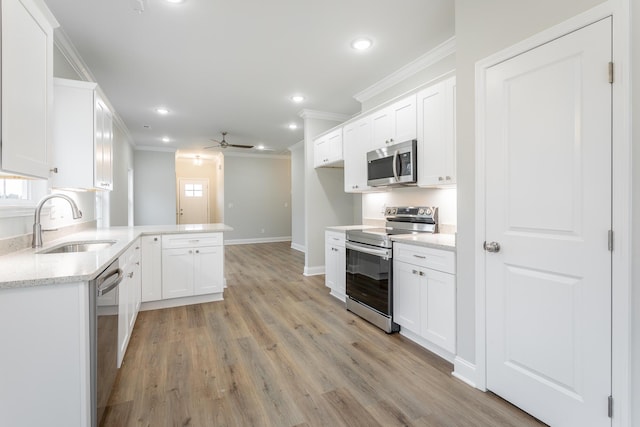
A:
[413,255,427,259]
[189,240,200,243]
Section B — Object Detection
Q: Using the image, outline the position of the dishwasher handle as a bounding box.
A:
[97,268,124,297]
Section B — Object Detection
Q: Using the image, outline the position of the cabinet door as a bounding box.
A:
[193,246,224,295]
[324,241,336,289]
[1,0,55,178]
[417,76,456,187]
[314,135,328,167]
[393,260,421,334]
[141,236,163,302]
[371,108,393,149]
[390,94,417,143]
[51,79,96,189]
[420,269,456,353]
[162,248,194,298]
[333,245,346,299]
[118,273,130,366]
[95,98,113,190]
[326,129,343,164]
[343,117,372,193]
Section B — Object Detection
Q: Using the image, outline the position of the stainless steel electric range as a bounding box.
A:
[345,206,438,333]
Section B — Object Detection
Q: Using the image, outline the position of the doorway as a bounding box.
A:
[177,178,210,224]
[478,16,612,427]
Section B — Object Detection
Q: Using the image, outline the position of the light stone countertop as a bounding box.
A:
[0,224,233,290]
[390,233,456,252]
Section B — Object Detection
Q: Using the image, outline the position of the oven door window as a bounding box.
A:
[346,248,391,315]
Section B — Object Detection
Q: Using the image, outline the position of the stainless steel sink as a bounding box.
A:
[38,240,116,254]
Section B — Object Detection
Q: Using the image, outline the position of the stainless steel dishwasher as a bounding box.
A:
[90,259,123,427]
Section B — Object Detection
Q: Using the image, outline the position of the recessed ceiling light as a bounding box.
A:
[256,144,265,150]
[155,107,170,115]
[291,95,305,103]
[351,38,373,50]
[162,137,170,143]
[288,123,298,130]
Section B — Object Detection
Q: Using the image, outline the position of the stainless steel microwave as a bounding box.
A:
[366,139,417,187]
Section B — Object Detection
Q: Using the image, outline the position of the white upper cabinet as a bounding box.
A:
[1,0,57,178]
[417,76,456,187]
[313,128,343,168]
[343,116,373,193]
[51,79,113,191]
[371,94,416,150]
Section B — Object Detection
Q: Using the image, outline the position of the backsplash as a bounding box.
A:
[361,186,457,233]
[0,190,97,255]
[0,220,97,256]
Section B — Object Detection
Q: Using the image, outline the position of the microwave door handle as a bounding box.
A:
[392,150,400,182]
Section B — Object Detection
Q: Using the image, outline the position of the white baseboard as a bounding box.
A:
[304,265,325,276]
[452,356,477,389]
[399,329,455,363]
[140,292,223,311]
[224,236,291,245]
[290,242,306,253]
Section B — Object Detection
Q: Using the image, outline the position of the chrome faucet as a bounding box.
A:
[32,194,83,248]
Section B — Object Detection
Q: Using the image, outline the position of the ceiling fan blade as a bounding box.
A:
[203,144,221,150]
[229,144,254,149]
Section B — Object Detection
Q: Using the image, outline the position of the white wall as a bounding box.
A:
[289,141,305,252]
[631,0,640,421]
[303,115,356,274]
[223,153,291,242]
[454,0,609,374]
[133,150,177,225]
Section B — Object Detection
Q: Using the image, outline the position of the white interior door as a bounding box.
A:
[484,18,612,427]
[178,178,210,224]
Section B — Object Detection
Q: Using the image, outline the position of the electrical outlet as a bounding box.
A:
[261,228,265,233]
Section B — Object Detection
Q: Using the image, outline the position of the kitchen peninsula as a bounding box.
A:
[0,223,232,427]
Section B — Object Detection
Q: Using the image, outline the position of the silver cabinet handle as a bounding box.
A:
[484,241,501,253]
[413,254,426,259]
[196,250,200,254]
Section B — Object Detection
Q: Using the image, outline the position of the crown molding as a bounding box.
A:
[135,145,178,153]
[353,36,456,103]
[298,109,351,122]
[53,28,137,147]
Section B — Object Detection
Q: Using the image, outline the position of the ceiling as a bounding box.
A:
[43,0,454,156]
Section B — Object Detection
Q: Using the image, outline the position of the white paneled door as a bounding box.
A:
[484,18,612,427]
[178,178,210,224]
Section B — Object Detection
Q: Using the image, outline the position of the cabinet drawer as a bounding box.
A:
[325,230,346,247]
[394,242,455,274]
[162,233,222,249]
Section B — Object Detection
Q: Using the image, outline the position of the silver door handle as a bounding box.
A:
[484,241,501,253]
[392,150,400,182]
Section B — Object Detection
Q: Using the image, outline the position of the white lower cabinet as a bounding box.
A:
[141,235,162,302]
[118,239,141,367]
[393,242,456,360]
[325,230,346,301]
[162,233,224,299]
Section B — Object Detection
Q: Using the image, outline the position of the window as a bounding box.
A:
[184,183,203,198]
[0,179,30,201]
[0,178,47,212]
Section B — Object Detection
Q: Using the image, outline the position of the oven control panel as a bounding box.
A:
[384,206,435,218]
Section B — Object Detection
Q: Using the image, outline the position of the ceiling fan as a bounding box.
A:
[204,132,254,150]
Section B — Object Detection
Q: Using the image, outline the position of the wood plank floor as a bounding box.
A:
[103,242,546,427]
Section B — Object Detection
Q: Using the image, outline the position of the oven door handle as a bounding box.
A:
[346,241,392,260]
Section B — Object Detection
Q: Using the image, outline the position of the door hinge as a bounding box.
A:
[608,230,614,252]
[608,395,613,418]
[608,62,614,84]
